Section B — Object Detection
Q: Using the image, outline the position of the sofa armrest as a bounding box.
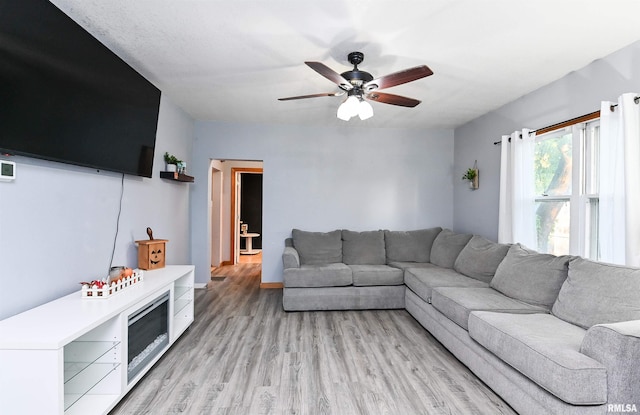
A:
[283,246,300,269]
[580,320,640,406]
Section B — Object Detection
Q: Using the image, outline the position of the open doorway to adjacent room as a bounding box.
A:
[209,159,263,273]
[232,167,263,264]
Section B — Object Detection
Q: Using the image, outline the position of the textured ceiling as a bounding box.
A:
[50,0,640,129]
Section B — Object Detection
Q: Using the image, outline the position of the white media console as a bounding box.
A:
[0,265,195,415]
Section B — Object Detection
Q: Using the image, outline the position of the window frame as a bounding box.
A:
[533,119,600,258]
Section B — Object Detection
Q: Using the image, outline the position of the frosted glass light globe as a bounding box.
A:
[358,100,373,120]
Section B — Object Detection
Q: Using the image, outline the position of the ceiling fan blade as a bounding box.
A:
[305,61,353,90]
[364,65,433,91]
[366,92,421,107]
[278,92,344,101]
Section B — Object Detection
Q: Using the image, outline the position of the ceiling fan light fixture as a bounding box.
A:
[336,100,352,121]
[336,105,351,121]
[346,95,360,117]
[358,99,373,120]
[337,95,360,121]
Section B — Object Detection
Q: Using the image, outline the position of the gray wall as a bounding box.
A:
[191,122,454,285]
[0,95,194,320]
[453,40,640,241]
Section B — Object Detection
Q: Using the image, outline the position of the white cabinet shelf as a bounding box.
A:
[172,272,194,340]
[174,285,191,300]
[174,299,191,316]
[64,336,121,412]
[0,265,195,415]
[64,363,120,410]
[64,394,120,415]
[64,341,120,383]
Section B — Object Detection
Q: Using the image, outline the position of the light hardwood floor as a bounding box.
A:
[239,251,263,264]
[110,264,517,415]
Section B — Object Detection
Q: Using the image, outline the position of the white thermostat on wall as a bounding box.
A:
[0,160,16,181]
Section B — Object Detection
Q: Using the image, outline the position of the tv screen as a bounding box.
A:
[0,0,160,178]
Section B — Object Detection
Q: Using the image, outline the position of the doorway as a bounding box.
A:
[209,160,263,270]
[238,172,262,263]
[231,167,263,264]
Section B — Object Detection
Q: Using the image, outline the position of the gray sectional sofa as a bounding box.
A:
[282,227,640,415]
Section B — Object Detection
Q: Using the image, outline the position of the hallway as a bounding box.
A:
[238,251,262,264]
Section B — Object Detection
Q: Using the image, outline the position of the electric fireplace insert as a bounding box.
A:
[127,291,170,382]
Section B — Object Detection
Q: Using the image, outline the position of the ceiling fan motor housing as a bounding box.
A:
[347,51,364,66]
[341,52,373,89]
[340,71,374,90]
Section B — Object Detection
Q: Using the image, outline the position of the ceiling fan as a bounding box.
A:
[278,51,433,120]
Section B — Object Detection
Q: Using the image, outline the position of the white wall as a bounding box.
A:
[0,95,194,320]
[191,122,454,285]
[453,40,640,241]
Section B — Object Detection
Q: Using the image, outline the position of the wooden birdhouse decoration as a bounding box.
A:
[135,227,168,270]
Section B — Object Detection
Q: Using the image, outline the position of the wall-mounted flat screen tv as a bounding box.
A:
[0,0,161,178]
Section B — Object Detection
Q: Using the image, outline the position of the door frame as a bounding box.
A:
[230,167,263,264]
[210,163,223,268]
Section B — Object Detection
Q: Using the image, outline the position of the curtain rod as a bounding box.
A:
[493,95,640,145]
[492,111,599,145]
[609,95,640,112]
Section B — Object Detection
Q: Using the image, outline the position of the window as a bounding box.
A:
[534,120,599,258]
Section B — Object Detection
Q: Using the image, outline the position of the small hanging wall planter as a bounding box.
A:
[462,160,479,190]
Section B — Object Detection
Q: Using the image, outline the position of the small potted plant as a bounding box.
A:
[164,152,181,172]
[462,167,479,190]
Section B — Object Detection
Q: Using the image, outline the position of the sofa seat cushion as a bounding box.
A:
[431,287,547,330]
[283,263,352,288]
[404,266,489,303]
[387,261,432,271]
[291,229,342,265]
[349,265,403,286]
[468,311,607,405]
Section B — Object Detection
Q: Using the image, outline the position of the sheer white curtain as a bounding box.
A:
[498,128,536,248]
[599,93,640,266]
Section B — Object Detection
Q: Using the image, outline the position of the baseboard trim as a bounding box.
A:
[260,282,283,289]
[195,283,207,289]
[220,260,233,266]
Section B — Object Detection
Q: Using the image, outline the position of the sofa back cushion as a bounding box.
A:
[490,244,572,309]
[552,257,640,329]
[453,235,510,283]
[430,229,472,268]
[384,228,442,263]
[342,230,386,265]
[292,229,342,265]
